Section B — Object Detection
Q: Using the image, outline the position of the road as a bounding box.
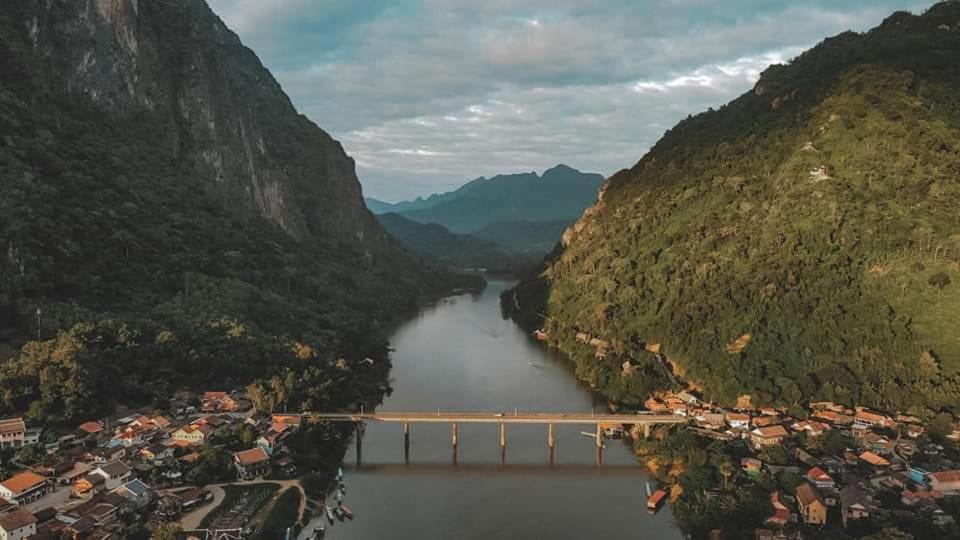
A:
[178,479,306,531]
[305,411,687,425]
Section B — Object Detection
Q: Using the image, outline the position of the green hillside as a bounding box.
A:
[472,219,572,255]
[509,3,960,415]
[376,213,537,273]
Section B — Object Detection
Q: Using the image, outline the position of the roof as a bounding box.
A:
[97,461,132,477]
[859,451,891,467]
[753,425,788,438]
[202,391,228,400]
[0,471,46,495]
[0,418,25,436]
[796,482,823,507]
[234,447,270,466]
[808,467,833,482]
[0,508,37,531]
[151,416,172,428]
[115,479,150,498]
[930,470,960,483]
[77,421,105,434]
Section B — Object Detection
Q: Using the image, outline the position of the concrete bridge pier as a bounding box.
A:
[451,422,458,448]
[644,423,651,439]
[355,422,364,466]
[547,422,555,449]
[403,422,410,464]
[595,423,603,465]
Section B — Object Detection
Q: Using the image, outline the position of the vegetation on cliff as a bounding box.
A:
[0,0,476,423]
[509,2,960,415]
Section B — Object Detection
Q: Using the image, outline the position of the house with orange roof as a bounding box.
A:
[0,508,37,539]
[750,425,788,449]
[234,448,270,480]
[858,451,891,473]
[796,483,827,525]
[853,407,893,428]
[766,491,790,527]
[0,471,49,504]
[172,424,212,445]
[806,467,835,490]
[725,413,751,429]
[928,470,960,494]
[77,421,105,436]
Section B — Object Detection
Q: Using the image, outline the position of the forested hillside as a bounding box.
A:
[509,2,960,416]
[0,0,475,424]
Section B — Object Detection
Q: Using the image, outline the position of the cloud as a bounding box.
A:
[209,0,929,201]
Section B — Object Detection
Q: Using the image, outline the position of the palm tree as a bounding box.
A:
[718,460,735,490]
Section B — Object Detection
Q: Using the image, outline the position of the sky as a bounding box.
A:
[208,0,929,202]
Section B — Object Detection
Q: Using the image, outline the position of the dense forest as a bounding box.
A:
[508,3,960,417]
[0,1,477,425]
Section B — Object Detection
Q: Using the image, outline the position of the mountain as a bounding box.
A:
[376,213,537,273]
[0,0,474,421]
[370,165,604,235]
[508,2,960,414]
[472,220,573,255]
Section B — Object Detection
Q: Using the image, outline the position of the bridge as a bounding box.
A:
[302,410,687,464]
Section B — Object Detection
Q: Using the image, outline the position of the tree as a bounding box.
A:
[928,272,951,299]
[718,460,735,490]
[928,412,955,442]
[152,523,182,540]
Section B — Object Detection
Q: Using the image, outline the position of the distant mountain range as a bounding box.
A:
[365,165,604,266]
[376,213,536,274]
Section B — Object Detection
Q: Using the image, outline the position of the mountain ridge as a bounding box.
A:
[508,1,960,414]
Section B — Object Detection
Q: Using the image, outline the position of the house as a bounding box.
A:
[853,408,893,428]
[840,486,872,527]
[202,392,239,412]
[858,451,890,473]
[0,508,37,540]
[85,446,127,464]
[726,413,751,429]
[0,418,38,449]
[172,424,212,445]
[795,482,827,525]
[150,416,172,430]
[766,491,790,527]
[112,479,152,510]
[806,467,835,490]
[644,398,670,414]
[928,470,960,494]
[90,461,133,490]
[56,462,92,485]
[752,416,780,428]
[750,425,788,449]
[234,448,270,480]
[72,473,105,496]
[0,472,49,504]
[77,421,105,437]
[742,458,763,479]
[271,415,303,432]
[140,443,175,463]
[790,420,829,438]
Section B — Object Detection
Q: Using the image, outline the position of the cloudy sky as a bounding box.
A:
[209,0,928,201]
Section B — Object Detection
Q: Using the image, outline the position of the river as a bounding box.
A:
[302,280,683,539]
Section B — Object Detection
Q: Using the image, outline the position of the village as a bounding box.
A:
[0,382,954,538]
[0,390,307,538]
[642,390,960,539]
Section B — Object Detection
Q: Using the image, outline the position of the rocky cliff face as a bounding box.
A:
[18,0,383,251]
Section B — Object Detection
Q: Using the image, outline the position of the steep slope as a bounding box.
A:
[0,0,474,421]
[393,165,604,234]
[376,213,536,273]
[472,219,572,255]
[510,2,960,414]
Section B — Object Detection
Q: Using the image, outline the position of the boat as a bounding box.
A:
[338,481,346,493]
[534,329,548,341]
[315,524,326,539]
[335,491,343,503]
[341,505,354,520]
[336,467,343,481]
[645,482,652,498]
[335,506,346,522]
[647,488,668,512]
[325,506,335,525]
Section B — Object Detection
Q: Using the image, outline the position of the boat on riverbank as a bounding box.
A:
[647,488,668,513]
[325,506,335,525]
[341,505,354,520]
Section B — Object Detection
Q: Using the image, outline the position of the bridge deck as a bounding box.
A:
[305,411,686,425]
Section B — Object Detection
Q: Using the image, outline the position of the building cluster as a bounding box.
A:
[646,392,960,537]
[0,389,304,538]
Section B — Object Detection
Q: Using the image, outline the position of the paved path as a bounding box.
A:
[178,479,306,531]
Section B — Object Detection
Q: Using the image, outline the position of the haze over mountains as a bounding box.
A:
[365,165,604,268]
[508,2,960,414]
